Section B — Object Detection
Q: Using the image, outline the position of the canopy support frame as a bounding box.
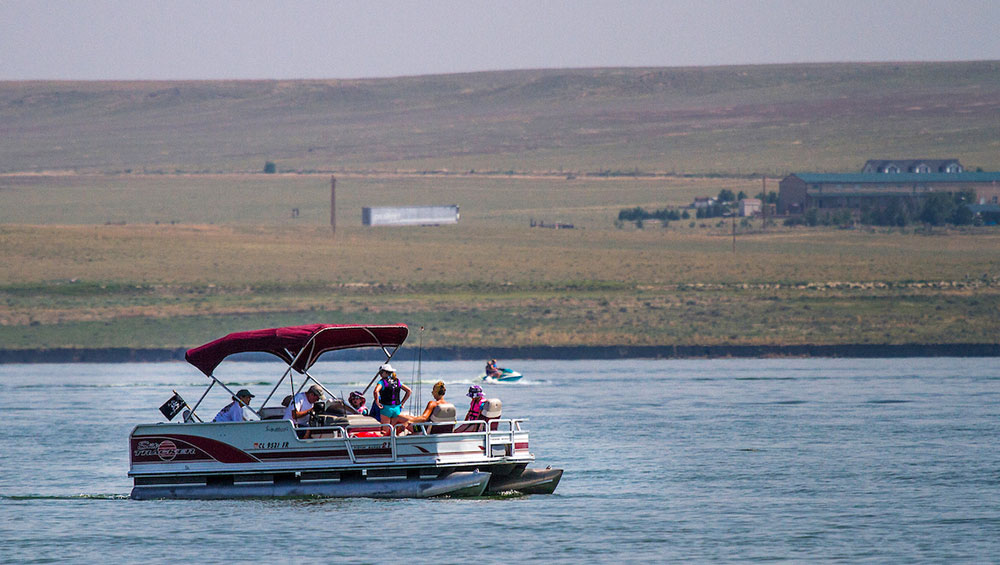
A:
[180,324,409,421]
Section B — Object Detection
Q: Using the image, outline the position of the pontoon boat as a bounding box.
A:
[128,323,562,499]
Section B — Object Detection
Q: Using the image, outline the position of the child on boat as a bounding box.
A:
[465,385,486,420]
[348,390,368,416]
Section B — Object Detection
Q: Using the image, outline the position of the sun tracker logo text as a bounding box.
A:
[134,440,196,461]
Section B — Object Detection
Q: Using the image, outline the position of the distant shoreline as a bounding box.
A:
[1,343,997,364]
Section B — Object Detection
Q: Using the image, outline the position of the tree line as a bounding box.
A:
[615,189,990,229]
[616,206,691,228]
[785,190,980,228]
[616,189,779,228]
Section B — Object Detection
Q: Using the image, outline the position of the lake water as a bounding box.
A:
[1,358,999,563]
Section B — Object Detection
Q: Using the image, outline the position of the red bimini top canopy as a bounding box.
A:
[184,323,409,377]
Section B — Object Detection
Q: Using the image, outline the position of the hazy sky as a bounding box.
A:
[2,0,999,80]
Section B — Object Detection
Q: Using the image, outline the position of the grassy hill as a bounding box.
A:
[3,61,999,176]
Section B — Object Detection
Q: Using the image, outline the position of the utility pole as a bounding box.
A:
[732,213,736,253]
[762,176,767,232]
[330,175,336,235]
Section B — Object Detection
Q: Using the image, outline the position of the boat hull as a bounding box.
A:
[487,467,563,495]
[131,470,491,500]
[128,419,559,498]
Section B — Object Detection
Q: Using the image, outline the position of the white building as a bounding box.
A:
[739,198,762,217]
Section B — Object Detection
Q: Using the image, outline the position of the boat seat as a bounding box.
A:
[430,403,456,422]
[259,406,286,420]
[428,402,456,433]
[318,398,351,417]
[346,414,381,426]
[454,398,502,432]
[346,414,383,436]
[313,414,350,428]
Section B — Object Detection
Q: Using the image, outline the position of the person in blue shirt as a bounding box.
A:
[373,363,411,430]
[485,359,502,379]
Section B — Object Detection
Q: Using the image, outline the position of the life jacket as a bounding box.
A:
[378,377,402,406]
[466,397,485,421]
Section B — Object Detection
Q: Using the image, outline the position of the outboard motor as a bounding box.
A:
[481,398,502,431]
[481,398,502,419]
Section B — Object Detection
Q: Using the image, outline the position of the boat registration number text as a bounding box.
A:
[254,441,290,449]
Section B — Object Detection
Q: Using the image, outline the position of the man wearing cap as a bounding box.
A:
[283,384,324,427]
[212,389,259,422]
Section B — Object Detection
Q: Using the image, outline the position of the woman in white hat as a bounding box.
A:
[372,363,411,431]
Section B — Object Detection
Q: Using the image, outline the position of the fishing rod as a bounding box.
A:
[409,326,424,414]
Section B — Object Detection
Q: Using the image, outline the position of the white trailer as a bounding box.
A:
[362,205,460,226]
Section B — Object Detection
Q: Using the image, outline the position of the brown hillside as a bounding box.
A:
[2,61,999,176]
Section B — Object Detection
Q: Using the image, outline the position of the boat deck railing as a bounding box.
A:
[301,419,526,464]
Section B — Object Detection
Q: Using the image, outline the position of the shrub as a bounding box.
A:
[616,206,682,227]
[952,205,974,226]
[756,190,779,204]
[696,204,726,219]
[919,192,954,226]
[804,208,819,227]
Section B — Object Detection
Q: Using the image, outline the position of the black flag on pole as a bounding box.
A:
[159,392,186,421]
